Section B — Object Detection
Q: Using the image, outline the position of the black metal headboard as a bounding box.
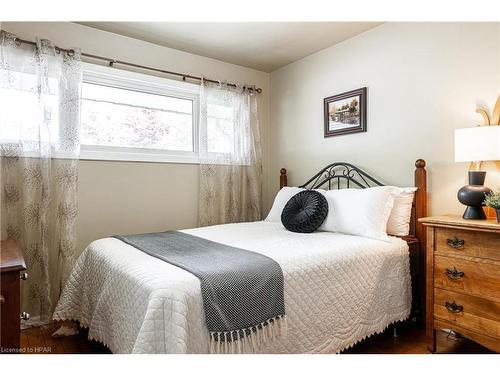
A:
[299,162,384,190]
[279,160,427,244]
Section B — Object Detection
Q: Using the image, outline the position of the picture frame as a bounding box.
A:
[324,87,367,137]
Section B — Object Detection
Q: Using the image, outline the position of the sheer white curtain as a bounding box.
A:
[0,31,82,324]
[198,81,262,226]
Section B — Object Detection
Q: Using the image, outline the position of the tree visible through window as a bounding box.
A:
[81,82,195,152]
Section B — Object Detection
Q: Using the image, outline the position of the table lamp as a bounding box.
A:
[455,125,500,219]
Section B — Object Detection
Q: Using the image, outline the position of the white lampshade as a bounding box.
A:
[454,126,500,162]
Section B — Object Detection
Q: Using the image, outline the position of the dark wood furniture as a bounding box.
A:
[420,215,500,353]
[279,159,428,325]
[1,240,28,353]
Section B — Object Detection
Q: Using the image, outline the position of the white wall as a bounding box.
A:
[2,22,271,254]
[270,22,500,216]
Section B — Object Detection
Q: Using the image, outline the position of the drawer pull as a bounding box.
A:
[20,312,30,320]
[445,301,463,314]
[445,267,464,280]
[0,295,5,304]
[20,272,28,280]
[446,236,465,249]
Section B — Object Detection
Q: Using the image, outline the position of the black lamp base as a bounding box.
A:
[462,206,487,220]
[457,171,491,221]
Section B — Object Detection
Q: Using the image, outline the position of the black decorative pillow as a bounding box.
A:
[281,190,329,233]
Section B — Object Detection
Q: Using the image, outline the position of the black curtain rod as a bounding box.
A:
[11,36,263,94]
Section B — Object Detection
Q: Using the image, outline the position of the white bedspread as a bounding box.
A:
[53,221,411,354]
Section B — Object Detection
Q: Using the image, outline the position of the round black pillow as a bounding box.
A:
[281,190,329,233]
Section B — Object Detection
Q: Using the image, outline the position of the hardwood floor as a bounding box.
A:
[20,321,493,354]
[343,325,493,354]
[21,322,110,354]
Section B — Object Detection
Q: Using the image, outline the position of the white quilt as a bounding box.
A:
[53,221,411,354]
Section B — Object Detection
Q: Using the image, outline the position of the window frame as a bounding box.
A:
[80,63,200,164]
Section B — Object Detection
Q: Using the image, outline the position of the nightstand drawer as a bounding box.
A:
[0,240,26,352]
[435,228,500,261]
[434,288,500,339]
[434,255,500,301]
[422,216,500,353]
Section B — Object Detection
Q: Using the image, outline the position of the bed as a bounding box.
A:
[53,159,427,354]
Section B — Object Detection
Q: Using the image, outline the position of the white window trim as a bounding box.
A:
[80,63,201,164]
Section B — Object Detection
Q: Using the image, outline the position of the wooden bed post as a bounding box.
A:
[414,159,427,250]
[280,168,288,189]
[414,158,427,327]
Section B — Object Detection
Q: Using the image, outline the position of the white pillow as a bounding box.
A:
[319,186,395,241]
[386,187,418,236]
[265,187,304,222]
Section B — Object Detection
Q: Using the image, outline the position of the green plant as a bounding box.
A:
[484,188,500,209]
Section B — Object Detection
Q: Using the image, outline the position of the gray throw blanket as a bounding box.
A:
[113,231,286,353]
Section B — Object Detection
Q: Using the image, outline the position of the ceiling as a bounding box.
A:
[78,22,382,72]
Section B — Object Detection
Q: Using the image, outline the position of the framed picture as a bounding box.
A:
[324,87,367,137]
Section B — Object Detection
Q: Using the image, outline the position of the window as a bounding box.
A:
[206,100,234,154]
[0,70,61,151]
[80,63,200,163]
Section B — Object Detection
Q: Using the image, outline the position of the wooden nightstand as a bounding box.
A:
[0,240,28,353]
[420,215,500,353]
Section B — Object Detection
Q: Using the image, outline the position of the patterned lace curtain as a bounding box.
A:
[0,31,82,324]
[198,81,262,226]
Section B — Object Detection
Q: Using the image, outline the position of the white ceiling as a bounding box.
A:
[78,22,382,72]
